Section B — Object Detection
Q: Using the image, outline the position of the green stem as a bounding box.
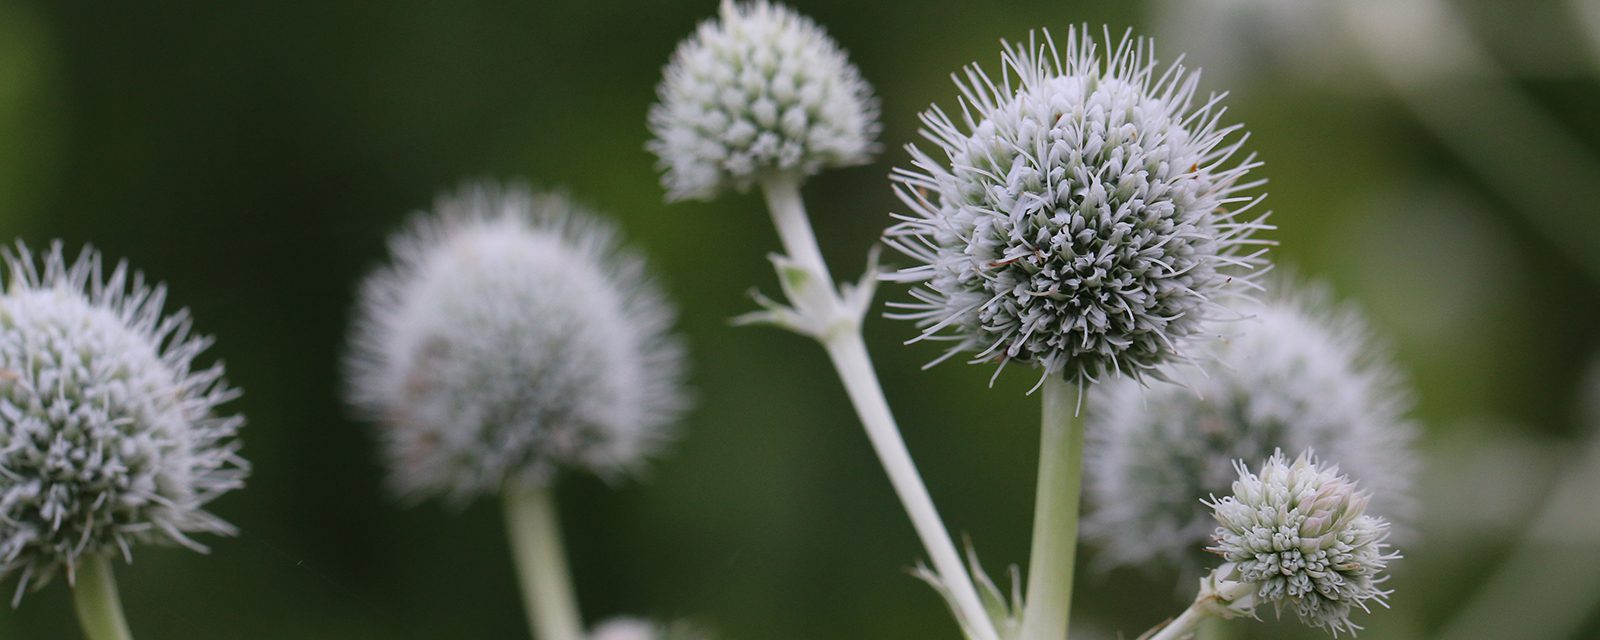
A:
[72,555,133,640]
[757,174,999,640]
[1196,615,1231,640]
[1144,602,1212,640]
[504,485,584,640]
[1018,376,1086,640]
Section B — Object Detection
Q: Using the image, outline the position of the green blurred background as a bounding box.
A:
[2,0,1598,638]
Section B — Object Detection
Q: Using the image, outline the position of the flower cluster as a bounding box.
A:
[0,242,246,601]
[648,0,879,200]
[344,184,689,501]
[885,27,1268,388]
[1207,451,1396,635]
[1086,282,1415,572]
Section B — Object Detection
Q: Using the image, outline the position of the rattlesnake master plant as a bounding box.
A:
[0,242,246,602]
[1206,451,1397,636]
[344,184,689,502]
[1085,281,1416,573]
[648,0,880,200]
[885,27,1269,389]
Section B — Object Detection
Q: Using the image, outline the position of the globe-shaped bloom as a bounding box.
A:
[1208,451,1396,635]
[885,27,1268,387]
[344,184,689,502]
[648,0,879,201]
[0,242,246,601]
[1084,282,1416,572]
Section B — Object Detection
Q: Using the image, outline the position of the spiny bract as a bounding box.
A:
[0,242,246,603]
[648,0,879,201]
[1208,451,1396,636]
[345,183,689,502]
[1085,281,1416,573]
[885,27,1269,389]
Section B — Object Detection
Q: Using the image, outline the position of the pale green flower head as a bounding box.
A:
[345,184,690,502]
[884,26,1269,389]
[0,242,247,603]
[1207,451,1396,636]
[648,0,880,200]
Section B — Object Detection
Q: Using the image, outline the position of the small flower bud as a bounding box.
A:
[1207,451,1396,635]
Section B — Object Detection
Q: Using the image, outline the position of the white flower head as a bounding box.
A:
[885,27,1269,390]
[1085,281,1416,573]
[0,242,246,603]
[648,0,880,201]
[1207,451,1396,635]
[344,183,690,502]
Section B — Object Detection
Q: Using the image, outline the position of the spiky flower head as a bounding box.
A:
[885,27,1268,389]
[1085,282,1415,573]
[345,183,689,502]
[648,0,879,201]
[0,242,246,602]
[1208,451,1395,635]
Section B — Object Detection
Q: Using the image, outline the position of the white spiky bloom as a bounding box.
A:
[344,184,689,501]
[885,27,1269,389]
[647,0,879,201]
[1085,282,1415,572]
[1207,451,1396,635]
[0,242,245,602]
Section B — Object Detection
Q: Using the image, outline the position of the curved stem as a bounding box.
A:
[1018,376,1086,640]
[758,174,999,640]
[72,555,133,640]
[1144,603,1210,640]
[504,485,585,640]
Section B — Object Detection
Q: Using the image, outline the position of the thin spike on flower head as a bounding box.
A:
[1085,279,1416,574]
[0,241,247,604]
[344,183,691,503]
[885,26,1270,388]
[648,0,880,201]
[1206,450,1397,636]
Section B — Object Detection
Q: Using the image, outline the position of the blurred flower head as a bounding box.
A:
[1208,451,1396,635]
[1085,280,1416,573]
[648,0,880,201]
[884,26,1268,389]
[591,617,709,640]
[344,183,689,502]
[0,242,246,602]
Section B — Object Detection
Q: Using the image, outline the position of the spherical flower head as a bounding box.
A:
[1208,451,1396,635]
[345,183,690,502]
[648,0,880,201]
[1085,282,1416,573]
[0,242,246,601]
[885,27,1268,388]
